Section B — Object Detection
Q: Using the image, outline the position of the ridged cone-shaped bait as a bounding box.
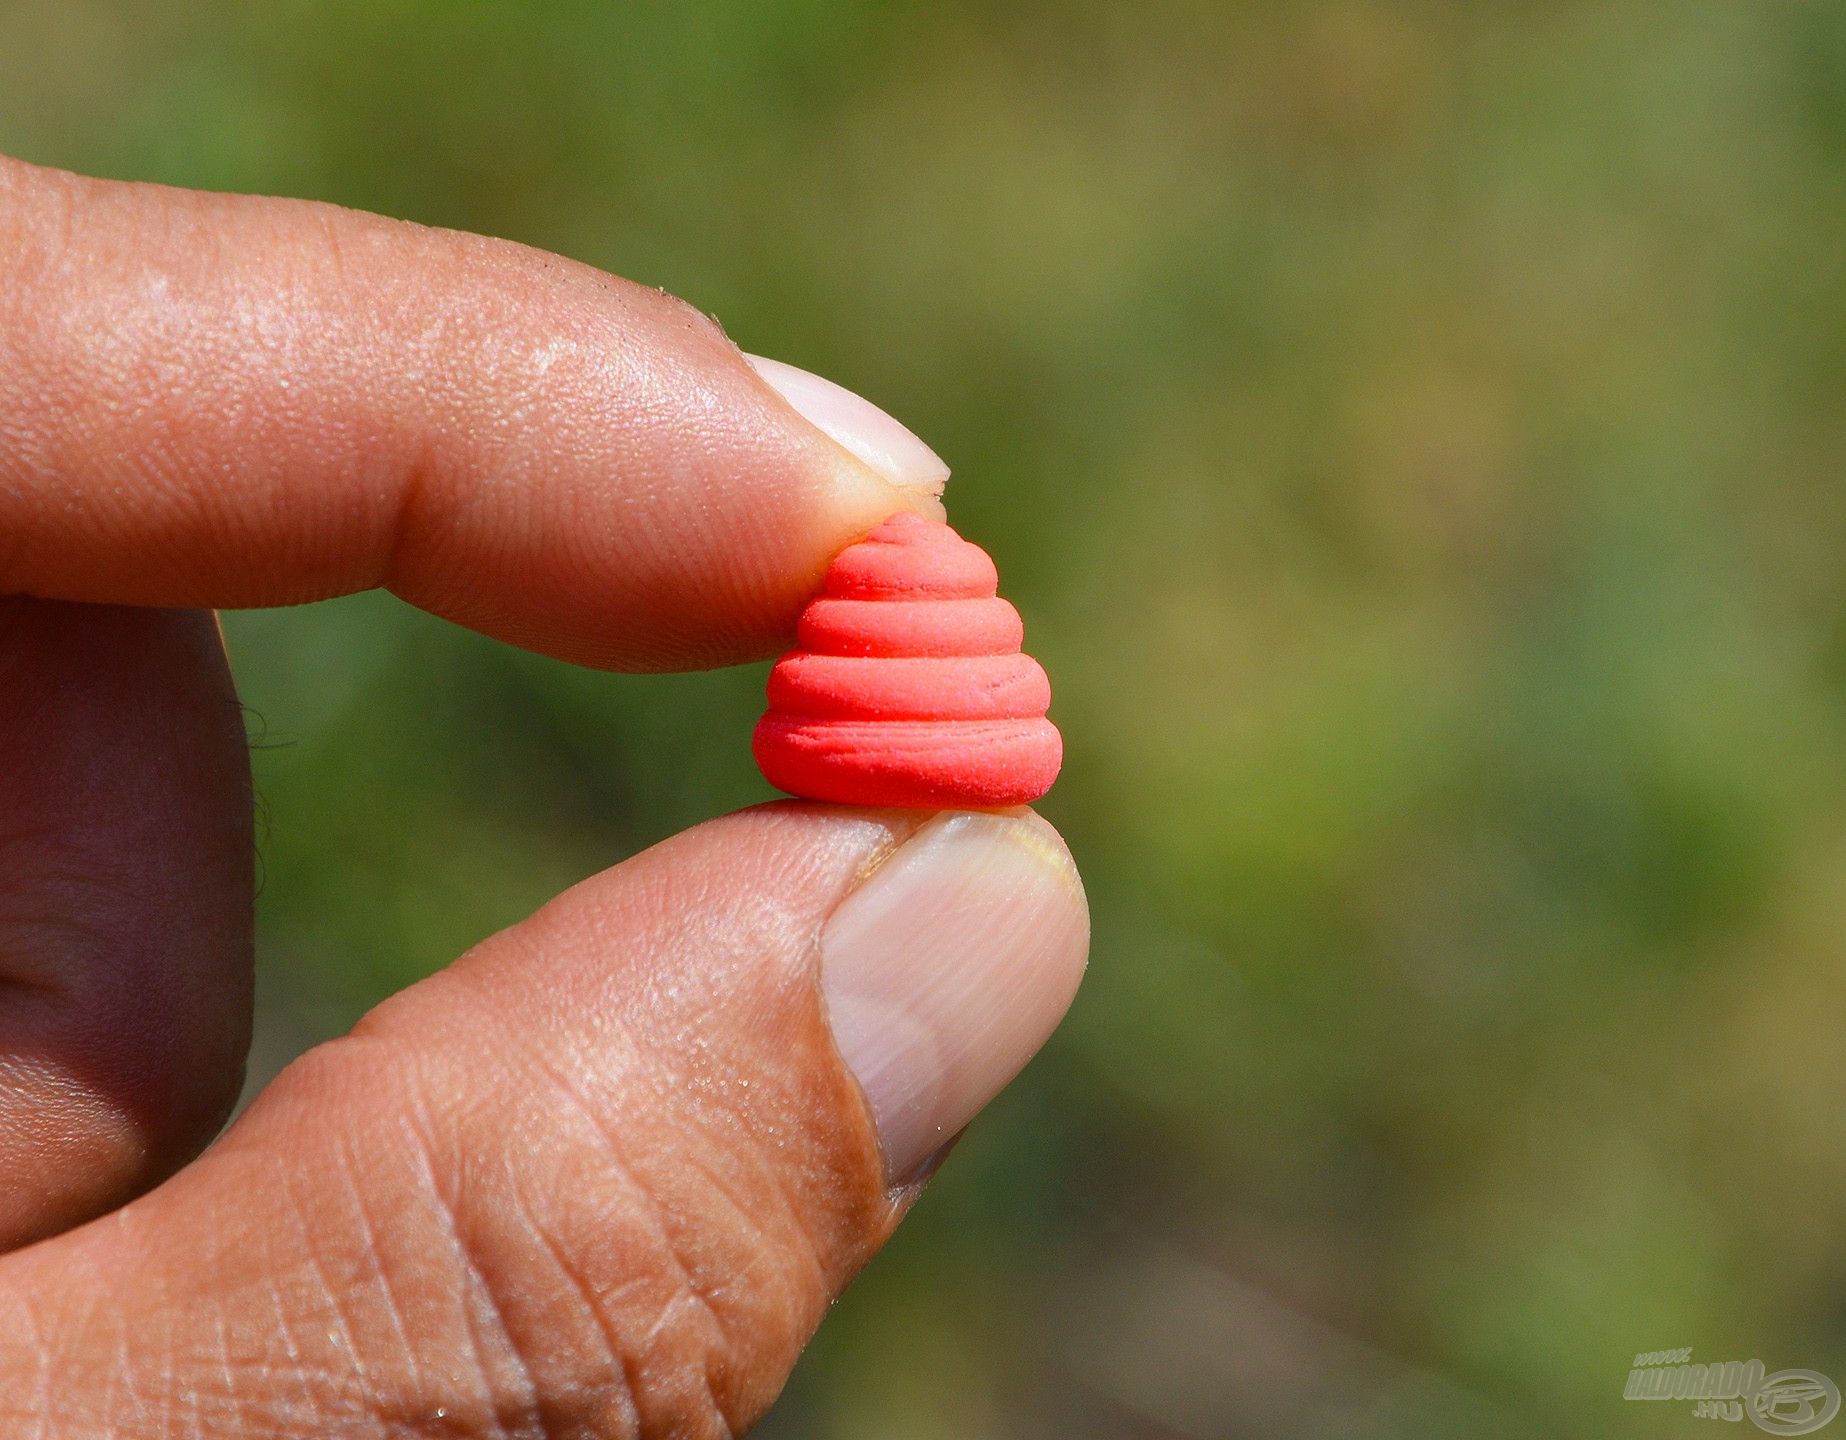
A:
[754,512,1062,808]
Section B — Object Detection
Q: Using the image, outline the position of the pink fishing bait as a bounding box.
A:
[753,512,1061,808]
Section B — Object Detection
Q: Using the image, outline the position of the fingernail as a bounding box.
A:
[745,353,951,500]
[820,811,1089,1184]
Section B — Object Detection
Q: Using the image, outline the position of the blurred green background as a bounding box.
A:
[7,2,1846,1435]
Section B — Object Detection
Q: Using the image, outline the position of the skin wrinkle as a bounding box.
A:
[276,1153,373,1427]
[11,1274,50,1440]
[256,1263,317,1437]
[665,1142,812,1436]
[509,1041,733,1424]
[203,1303,235,1437]
[201,1048,450,1425]
[106,1323,151,1436]
[377,1135,570,1440]
[328,1134,426,1418]
[263,1135,405,1436]
[504,1183,644,1440]
[659,999,845,1312]
[363,943,752,1437]
[391,1091,527,1438]
[417,1206,548,1440]
[315,205,351,292]
[380,448,438,600]
[651,1147,789,1439]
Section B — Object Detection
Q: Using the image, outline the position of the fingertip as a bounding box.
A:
[742,353,951,515]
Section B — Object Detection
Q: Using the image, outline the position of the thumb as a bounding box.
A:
[0,805,1087,1438]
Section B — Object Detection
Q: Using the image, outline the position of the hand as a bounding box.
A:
[0,155,1088,1436]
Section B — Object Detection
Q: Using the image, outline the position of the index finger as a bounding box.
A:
[0,156,947,670]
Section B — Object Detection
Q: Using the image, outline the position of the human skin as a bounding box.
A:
[0,154,1089,1437]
